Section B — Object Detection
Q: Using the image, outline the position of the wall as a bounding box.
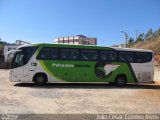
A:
[3,45,18,56]
[154,66,160,84]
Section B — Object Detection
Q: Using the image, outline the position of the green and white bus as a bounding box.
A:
[9,43,154,86]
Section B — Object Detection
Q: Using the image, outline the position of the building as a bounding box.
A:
[3,40,30,56]
[3,40,30,63]
[0,49,2,55]
[54,35,97,45]
[0,49,3,62]
[3,44,18,56]
[111,44,125,48]
[118,44,125,48]
[15,40,30,46]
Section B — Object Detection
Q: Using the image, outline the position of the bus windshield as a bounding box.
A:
[11,46,38,69]
[11,51,24,68]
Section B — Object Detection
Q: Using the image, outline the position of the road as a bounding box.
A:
[0,69,160,114]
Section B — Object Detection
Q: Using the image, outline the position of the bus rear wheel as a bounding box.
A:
[115,75,127,86]
[34,74,47,86]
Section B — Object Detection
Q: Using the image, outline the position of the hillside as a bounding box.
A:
[132,37,160,55]
[131,37,160,65]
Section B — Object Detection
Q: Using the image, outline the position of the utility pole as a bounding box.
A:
[135,30,138,41]
[120,30,128,48]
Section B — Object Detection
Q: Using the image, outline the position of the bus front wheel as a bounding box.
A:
[33,73,47,85]
[115,75,127,86]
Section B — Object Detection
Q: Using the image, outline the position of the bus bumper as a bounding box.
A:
[8,70,19,82]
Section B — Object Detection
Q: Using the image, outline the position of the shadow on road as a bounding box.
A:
[14,82,160,89]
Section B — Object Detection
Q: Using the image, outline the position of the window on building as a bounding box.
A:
[8,47,11,51]
[69,40,73,43]
[58,40,63,43]
[64,40,69,43]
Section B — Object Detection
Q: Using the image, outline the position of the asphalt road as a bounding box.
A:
[0,69,160,114]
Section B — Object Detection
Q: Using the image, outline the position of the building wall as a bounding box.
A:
[3,45,18,56]
[154,66,160,83]
[16,40,30,45]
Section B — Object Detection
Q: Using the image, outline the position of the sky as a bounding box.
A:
[0,0,160,46]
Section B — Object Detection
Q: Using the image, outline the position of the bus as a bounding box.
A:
[9,43,154,86]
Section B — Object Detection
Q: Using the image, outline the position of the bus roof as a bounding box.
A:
[18,43,154,53]
[110,47,153,52]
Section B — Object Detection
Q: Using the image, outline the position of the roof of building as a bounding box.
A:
[76,35,87,38]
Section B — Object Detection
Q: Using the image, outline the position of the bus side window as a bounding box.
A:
[37,47,58,60]
[81,50,98,61]
[119,52,134,62]
[19,46,38,64]
[135,52,152,63]
[109,52,118,61]
[101,51,118,62]
[37,48,50,59]
[50,48,58,59]
[60,49,79,60]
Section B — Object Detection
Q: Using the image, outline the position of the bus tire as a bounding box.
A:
[115,75,127,86]
[33,73,47,85]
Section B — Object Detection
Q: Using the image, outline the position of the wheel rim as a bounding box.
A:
[37,76,44,84]
[117,77,125,85]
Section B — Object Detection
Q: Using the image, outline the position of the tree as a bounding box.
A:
[155,28,160,38]
[136,38,143,43]
[144,28,155,41]
[135,33,144,43]
[138,33,144,39]
[128,37,134,47]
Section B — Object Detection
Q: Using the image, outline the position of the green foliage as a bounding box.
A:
[155,28,160,38]
[0,41,8,45]
[128,37,134,47]
[136,38,143,43]
[132,27,160,55]
[135,33,144,43]
[134,27,160,44]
